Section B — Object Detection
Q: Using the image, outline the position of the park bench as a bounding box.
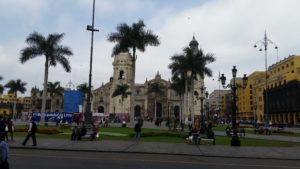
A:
[186,135,215,145]
[81,131,99,141]
[199,138,215,145]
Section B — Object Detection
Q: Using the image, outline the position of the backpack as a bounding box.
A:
[31,122,37,133]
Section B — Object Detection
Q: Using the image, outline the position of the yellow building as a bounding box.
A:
[237,55,300,125]
[241,71,265,122]
[0,93,24,116]
[267,55,300,125]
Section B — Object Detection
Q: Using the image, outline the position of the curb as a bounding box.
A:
[10,146,300,161]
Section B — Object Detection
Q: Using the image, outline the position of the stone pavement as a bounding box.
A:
[8,137,300,160]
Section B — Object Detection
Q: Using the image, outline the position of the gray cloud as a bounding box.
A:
[1,0,300,96]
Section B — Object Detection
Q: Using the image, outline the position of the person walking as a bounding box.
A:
[3,118,9,141]
[134,119,143,141]
[0,132,9,169]
[7,118,14,141]
[22,117,37,146]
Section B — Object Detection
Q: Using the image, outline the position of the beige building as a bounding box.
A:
[92,52,204,122]
[208,90,231,117]
[92,37,206,123]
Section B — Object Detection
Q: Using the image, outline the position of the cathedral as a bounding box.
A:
[91,37,206,123]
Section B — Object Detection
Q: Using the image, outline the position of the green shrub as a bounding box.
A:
[14,128,63,135]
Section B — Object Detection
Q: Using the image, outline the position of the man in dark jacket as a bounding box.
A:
[22,117,37,146]
[134,119,143,141]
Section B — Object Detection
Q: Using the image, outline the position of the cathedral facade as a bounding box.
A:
[91,37,206,123]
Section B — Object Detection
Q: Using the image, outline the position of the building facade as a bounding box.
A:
[92,37,206,123]
[208,90,231,118]
[237,55,300,125]
[0,93,23,116]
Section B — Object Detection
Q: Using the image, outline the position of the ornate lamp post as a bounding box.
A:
[254,32,278,126]
[205,102,210,121]
[85,0,99,129]
[195,87,208,133]
[220,66,248,146]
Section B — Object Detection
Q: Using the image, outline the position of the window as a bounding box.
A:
[119,70,125,80]
[292,70,295,73]
[282,66,284,70]
[291,61,294,66]
[286,64,289,68]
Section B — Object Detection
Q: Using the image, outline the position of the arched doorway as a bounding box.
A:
[153,102,162,118]
[134,105,141,118]
[98,106,104,113]
[174,106,180,119]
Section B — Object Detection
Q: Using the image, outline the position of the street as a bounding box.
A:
[10,149,300,169]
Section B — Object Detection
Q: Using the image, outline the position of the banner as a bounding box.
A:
[32,112,74,122]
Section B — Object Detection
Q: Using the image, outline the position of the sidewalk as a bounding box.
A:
[9,137,300,160]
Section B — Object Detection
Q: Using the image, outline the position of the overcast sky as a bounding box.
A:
[1,0,300,96]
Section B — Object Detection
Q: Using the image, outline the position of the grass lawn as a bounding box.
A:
[13,125,300,147]
[213,125,300,137]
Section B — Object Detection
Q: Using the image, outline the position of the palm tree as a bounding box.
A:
[147,82,164,120]
[0,76,4,94]
[170,75,185,122]
[77,83,89,112]
[112,83,131,114]
[4,79,27,119]
[20,32,73,125]
[108,20,160,126]
[169,46,215,123]
[47,81,64,112]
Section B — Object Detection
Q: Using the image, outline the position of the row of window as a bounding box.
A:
[269,61,294,75]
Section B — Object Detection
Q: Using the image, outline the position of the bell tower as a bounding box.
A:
[189,36,205,121]
[109,52,133,116]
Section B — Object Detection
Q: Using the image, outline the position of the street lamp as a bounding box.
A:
[205,102,210,121]
[85,0,99,129]
[254,32,278,126]
[195,87,208,133]
[220,66,248,146]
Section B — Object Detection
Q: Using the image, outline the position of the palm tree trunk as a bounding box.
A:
[154,98,157,120]
[190,80,195,124]
[13,92,17,120]
[50,96,53,112]
[184,79,188,124]
[130,50,136,127]
[41,58,49,125]
[180,94,183,123]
